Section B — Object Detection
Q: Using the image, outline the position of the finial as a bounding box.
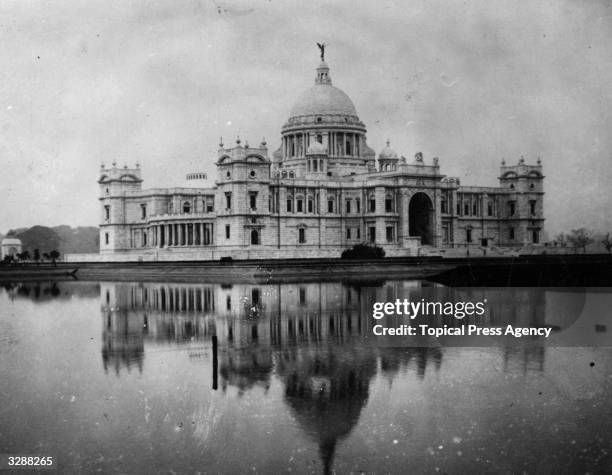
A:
[519,155,525,164]
[501,158,506,166]
[135,161,140,168]
[386,139,390,147]
[537,156,542,165]
[236,135,241,145]
[433,157,439,166]
[261,137,267,147]
[101,162,105,169]
[414,152,423,163]
[219,136,224,148]
[123,163,128,169]
[245,140,249,148]
[112,160,116,167]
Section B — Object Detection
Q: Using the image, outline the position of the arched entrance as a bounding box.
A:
[409,193,433,245]
[250,229,260,245]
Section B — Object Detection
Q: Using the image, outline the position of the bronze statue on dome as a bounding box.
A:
[317,42,325,61]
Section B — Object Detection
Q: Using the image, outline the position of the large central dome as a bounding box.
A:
[290,84,357,118]
[288,61,358,119]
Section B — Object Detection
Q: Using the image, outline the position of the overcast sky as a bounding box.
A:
[1,0,611,235]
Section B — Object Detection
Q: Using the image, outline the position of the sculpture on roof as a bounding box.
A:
[317,42,325,61]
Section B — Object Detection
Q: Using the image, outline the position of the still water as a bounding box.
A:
[0,279,611,474]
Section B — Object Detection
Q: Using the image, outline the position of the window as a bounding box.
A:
[456,202,461,215]
[346,200,351,214]
[104,205,110,220]
[308,198,313,213]
[385,195,393,212]
[105,233,109,245]
[251,229,259,245]
[510,184,515,189]
[464,203,470,215]
[368,226,376,242]
[141,204,146,219]
[299,287,306,305]
[466,228,472,243]
[355,198,360,213]
[297,199,303,213]
[529,200,536,215]
[287,198,293,212]
[356,228,360,239]
[183,202,191,213]
[226,295,231,311]
[386,226,394,242]
[328,199,334,213]
[250,170,256,178]
[142,230,147,247]
[225,225,230,239]
[472,202,478,216]
[313,160,318,172]
[226,171,231,179]
[249,192,257,210]
[509,227,515,240]
[205,197,214,213]
[225,192,232,210]
[346,228,351,239]
[488,202,493,216]
[441,197,448,214]
[532,230,539,244]
[508,201,516,216]
[298,228,306,243]
[369,197,376,213]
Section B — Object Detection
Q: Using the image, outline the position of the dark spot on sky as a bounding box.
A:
[36,56,40,59]
[590,362,595,367]
[538,391,542,395]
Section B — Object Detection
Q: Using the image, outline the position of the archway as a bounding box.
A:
[250,229,259,245]
[409,193,433,245]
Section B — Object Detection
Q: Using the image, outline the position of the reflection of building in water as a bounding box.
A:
[277,346,377,475]
[99,280,554,472]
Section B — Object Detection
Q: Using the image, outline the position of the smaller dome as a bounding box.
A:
[306,141,328,156]
[379,140,398,160]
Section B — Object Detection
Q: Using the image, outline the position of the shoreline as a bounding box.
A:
[0,254,611,285]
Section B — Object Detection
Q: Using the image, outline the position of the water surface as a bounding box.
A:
[0,280,611,473]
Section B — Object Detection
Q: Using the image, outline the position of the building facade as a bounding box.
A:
[94,58,544,261]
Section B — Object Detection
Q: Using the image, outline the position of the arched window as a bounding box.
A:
[251,229,259,245]
[183,202,191,213]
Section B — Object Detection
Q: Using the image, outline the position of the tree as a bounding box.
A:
[49,250,60,266]
[602,233,612,254]
[567,228,593,253]
[33,249,40,264]
[555,233,567,247]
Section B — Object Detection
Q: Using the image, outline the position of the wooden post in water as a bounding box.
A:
[212,335,218,390]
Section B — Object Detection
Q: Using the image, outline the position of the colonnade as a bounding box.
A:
[282,132,362,158]
[149,222,214,248]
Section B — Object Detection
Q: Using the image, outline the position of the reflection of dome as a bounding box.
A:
[306,141,328,155]
[379,140,398,159]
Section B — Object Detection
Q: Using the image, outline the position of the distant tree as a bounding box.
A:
[33,249,40,264]
[49,250,60,266]
[554,233,567,247]
[21,250,31,261]
[42,252,50,261]
[567,228,593,253]
[602,233,612,254]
